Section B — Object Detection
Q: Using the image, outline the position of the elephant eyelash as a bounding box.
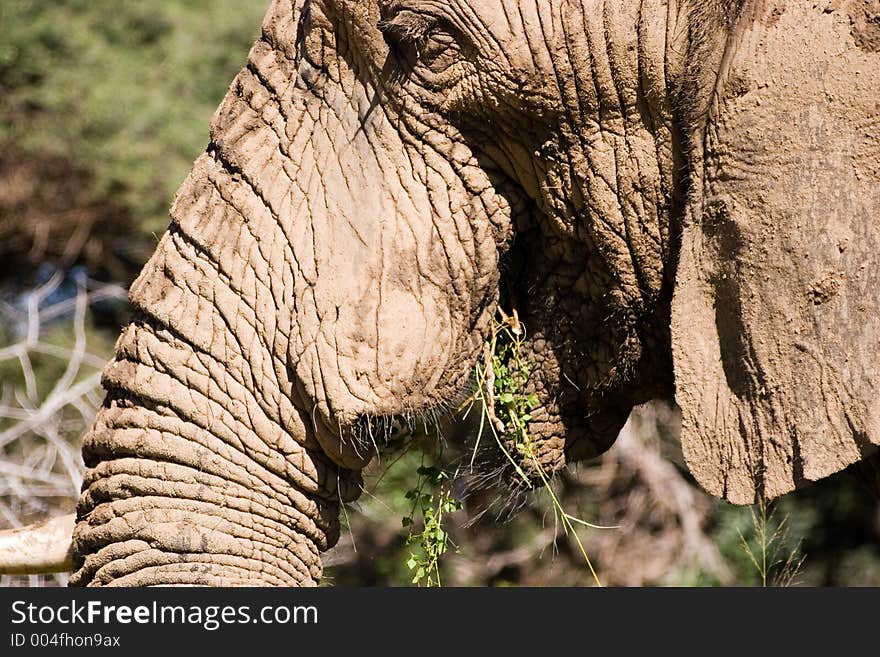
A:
[378,11,438,50]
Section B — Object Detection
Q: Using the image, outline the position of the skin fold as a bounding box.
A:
[674,0,880,502]
[59,0,880,585]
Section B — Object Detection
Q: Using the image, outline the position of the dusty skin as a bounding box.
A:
[0,0,877,585]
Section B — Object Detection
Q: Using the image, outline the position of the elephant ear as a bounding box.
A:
[671,3,880,504]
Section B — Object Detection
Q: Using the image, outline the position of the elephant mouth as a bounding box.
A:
[347,397,570,499]
[348,413,414,451]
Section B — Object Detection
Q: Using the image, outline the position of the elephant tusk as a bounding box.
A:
[0,514,75,575]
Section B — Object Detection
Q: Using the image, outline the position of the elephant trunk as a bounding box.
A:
[67,4,371,580]
[68,220,361,586]
[49,0,501,585]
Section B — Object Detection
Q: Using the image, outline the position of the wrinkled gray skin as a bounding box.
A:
[69,0,880,585]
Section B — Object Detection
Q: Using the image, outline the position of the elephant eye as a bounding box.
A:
[378,9,438,53]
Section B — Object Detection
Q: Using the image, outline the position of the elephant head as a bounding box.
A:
[1,0,878,585]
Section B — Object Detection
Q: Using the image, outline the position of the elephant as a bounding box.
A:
[1,0,879,586]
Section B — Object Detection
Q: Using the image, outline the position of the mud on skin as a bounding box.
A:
[50,0,880,585]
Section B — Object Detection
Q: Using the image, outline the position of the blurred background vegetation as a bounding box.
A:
[1,0,879,587]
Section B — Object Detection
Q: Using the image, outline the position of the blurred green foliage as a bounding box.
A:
[0,0,268,237]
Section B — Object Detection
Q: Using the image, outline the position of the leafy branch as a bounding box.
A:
[402,464,462,587]
[467,310,610,587]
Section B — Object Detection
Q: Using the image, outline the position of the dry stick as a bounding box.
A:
[0,371,102,449]
[0,514,75,574]
[44,280,89,410]
[614,418,731,582]
[0,276,110,580]
[39,283,126,324]
[32,423,82,497]
[0,461,71,486]
[0,278,102,449]
[25,271,64,348]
